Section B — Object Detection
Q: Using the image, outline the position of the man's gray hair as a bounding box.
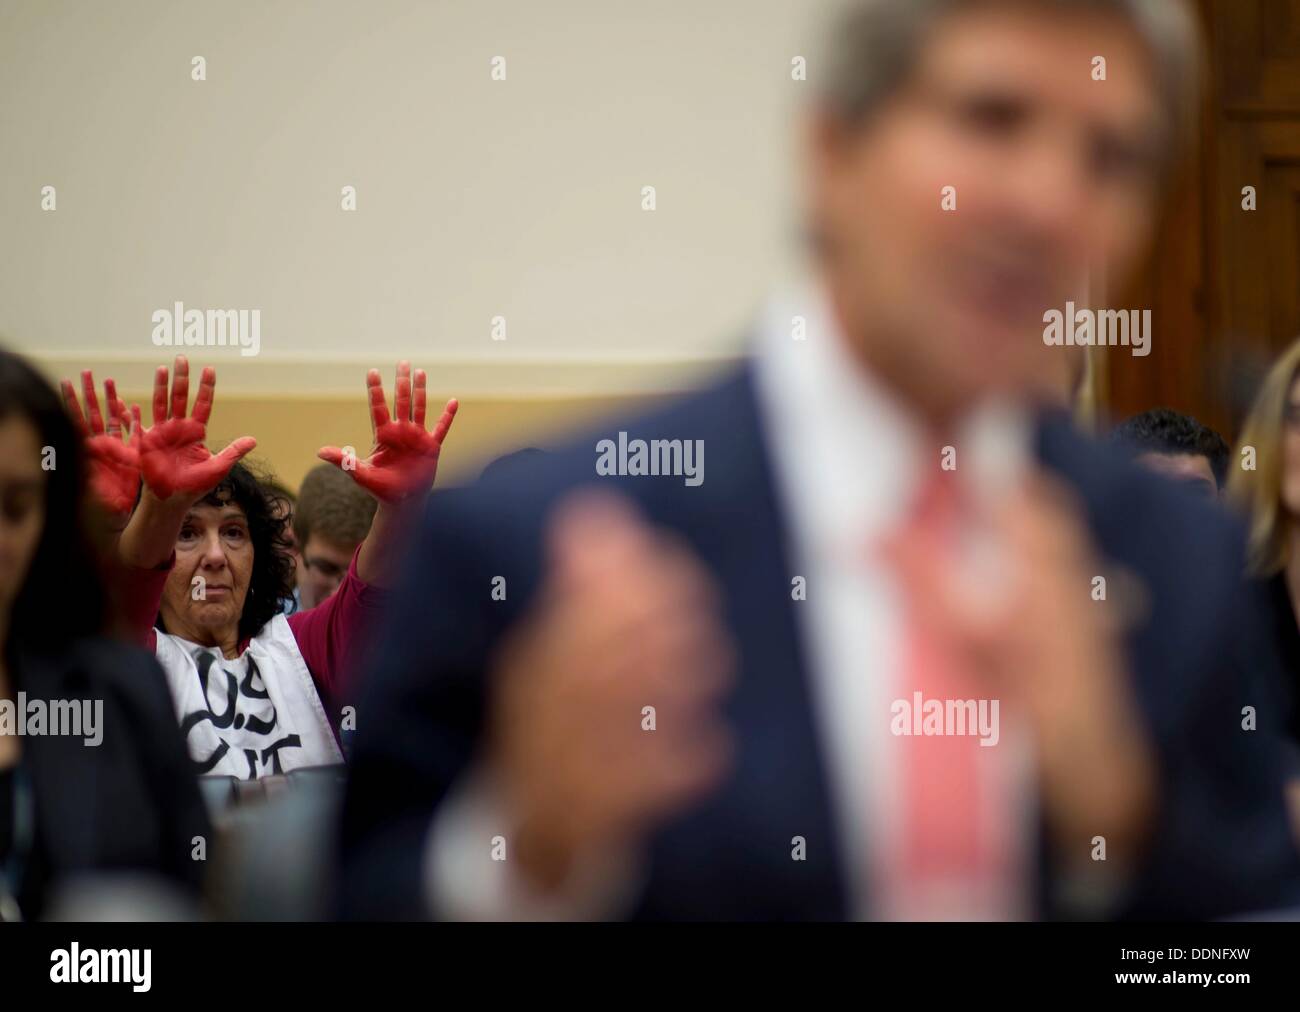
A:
[818,0,1202,162]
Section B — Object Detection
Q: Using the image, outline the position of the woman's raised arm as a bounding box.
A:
[318,360,457,589]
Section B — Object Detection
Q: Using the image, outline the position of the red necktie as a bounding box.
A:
[883,468,1020,919]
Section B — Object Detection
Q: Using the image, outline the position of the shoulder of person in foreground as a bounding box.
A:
[339,366,764,918]
[18,634,177,726]
[16,635,211,893]
[1038,412,1250,675]
[66,636,181,718]
[381,362,767,645]
[1037,415,1300,919]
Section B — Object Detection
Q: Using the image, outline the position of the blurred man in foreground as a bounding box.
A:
[343,0,1300,920]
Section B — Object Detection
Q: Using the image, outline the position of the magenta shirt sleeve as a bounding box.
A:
[288,546,394,715]
[117,555,172,652]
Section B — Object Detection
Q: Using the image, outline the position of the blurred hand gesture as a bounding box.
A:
[61,371,142,517]
[486,491,735,891]
[318,361,457,503]
[883,470,1156,855]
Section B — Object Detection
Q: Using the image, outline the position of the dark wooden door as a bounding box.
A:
[1104,0,1300,442]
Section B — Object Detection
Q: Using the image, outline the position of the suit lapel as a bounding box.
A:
[633,366,850,919]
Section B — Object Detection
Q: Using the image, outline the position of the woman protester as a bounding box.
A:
[63,355,456,779]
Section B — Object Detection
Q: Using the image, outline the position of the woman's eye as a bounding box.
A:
[2,492,37,523]
[222,527,247,541]
[177,527,197,543]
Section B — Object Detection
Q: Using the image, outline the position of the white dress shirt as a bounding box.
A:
[752,287,1037,920]
[424,285,1039,920]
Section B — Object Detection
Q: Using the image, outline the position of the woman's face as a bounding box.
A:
[0,415,47,627]
[159,499,254,649]
[1284,375,1300,520]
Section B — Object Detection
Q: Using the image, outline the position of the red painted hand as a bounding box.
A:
[61,371,142,517]
[139,355,257,501]
[318,362,458,503]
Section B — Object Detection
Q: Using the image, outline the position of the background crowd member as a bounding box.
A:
[0,348,208,921]
[342,0,1300,922]
[294,464,378,611]
[262,480,301,615]
[1230,336,1300,743]
[1111,408,1229,498]
[63,356,457,779]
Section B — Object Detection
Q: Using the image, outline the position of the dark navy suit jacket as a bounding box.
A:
[14,638,210,919]
[340,364,1300,920]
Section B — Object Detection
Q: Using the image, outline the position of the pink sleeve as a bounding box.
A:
[115,555,172,652]
[287,546,394,715]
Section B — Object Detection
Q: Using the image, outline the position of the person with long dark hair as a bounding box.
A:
[62,355,456,780]
[0,347,208,921]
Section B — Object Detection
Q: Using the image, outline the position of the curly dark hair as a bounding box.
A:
[155,460,298,643]
[1111,407,1230,488]
[0,347,107,656]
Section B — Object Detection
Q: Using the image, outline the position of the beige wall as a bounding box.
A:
[0,7,842,358]
[217,392,671,492]
[0,0,845,482]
